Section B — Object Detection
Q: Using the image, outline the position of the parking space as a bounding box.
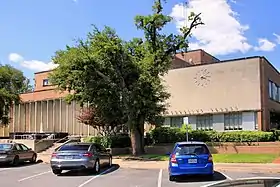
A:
[0,163,279,187]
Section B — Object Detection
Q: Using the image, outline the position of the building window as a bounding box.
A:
[269,80,280,102]
[43,79,49,86]
[196,114,213,131]
[170,117,183,127]
[224,112,242,130]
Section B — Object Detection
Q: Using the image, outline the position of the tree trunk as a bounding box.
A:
[130,125,145,156]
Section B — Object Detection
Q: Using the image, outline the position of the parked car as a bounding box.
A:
[0,142,37,166]
[167,141,214,181]
[50,142,112,175]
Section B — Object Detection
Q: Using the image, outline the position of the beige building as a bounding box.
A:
[1,49,279,137]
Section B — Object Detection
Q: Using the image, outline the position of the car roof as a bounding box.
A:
[176,141,206,145]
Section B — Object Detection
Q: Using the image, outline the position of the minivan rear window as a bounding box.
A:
[58,144,90,151]
[174,144,210,155]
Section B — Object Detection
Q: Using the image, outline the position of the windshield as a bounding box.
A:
[58,144,90,151]
[174,144,209,156]
[0,144,12,151]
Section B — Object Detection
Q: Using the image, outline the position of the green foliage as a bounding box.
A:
[150,127,276,144]
[0,64,32,126]
[83,134,131,148]
[49,0,203,155]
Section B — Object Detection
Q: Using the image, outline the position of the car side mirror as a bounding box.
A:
[28,148,32,151]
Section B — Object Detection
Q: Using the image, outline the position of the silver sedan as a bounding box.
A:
[0,142,37,166]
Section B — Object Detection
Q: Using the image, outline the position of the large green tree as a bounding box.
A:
[0,64,32,126]
[50,0,203,155]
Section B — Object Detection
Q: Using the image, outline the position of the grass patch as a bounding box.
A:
[114,153,278,163]
[212,153,278,163]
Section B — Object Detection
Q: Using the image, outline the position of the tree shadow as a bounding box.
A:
[57,164,120,177]
[0,159,43,168]
[172,171,227,183]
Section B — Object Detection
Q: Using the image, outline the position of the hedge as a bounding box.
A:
[82,127,279,148]
[83,134,131,148]
[149,127,278,144]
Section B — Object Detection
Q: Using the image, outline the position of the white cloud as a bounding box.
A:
[273,33,280,44]
[8,53,58,72]
[170,0,252,56]
[8,53,24,63]
[254,38,276,52]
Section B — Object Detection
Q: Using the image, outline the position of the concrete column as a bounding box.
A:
[18,104,21,132]
[46,100,49,131]
[29,103,31,132]
[66,102,69,132]
[59,98,62,132]
[12,103,15,134]
[34,102,37,132]
[52,99,55,132]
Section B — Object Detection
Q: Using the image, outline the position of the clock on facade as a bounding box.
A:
[194,68,211,87]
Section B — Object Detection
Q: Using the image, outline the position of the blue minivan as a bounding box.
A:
[168,141,214,181]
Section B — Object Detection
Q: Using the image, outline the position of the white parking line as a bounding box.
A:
[220,172,233,180]
[157,169,163,187]
[18,171,51,182]
[0,168,10,172]
[78,167,115,187]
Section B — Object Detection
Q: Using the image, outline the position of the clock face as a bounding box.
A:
[194,68,211,87]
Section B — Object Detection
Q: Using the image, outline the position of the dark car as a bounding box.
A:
[202,177,280,187]
[168,141,214,181]
[50,142,112,175]
[0,142,37,166]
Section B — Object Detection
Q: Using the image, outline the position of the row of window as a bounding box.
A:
[164,112,243,131]
[268,80,280,102]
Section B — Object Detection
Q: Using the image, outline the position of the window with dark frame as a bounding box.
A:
[43,79,49,86]
[268,80,280,102]
[224,112,242,130]
[196,114,213,131]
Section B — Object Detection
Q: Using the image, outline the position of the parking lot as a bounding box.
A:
[0,162,279,187]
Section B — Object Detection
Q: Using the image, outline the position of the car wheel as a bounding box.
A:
[30,154,37,163]
[94,159,100,173]
[169,175,176,181]
[52,169,62,175]
[12,156,20,166]
[108,156,112,167]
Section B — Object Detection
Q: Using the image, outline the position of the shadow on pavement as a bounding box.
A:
[0,159,43,168]
[174,171,227,183]
[58,164,120,177]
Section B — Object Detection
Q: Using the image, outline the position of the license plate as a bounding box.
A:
[188,159,197,164]
[64,156,73,159]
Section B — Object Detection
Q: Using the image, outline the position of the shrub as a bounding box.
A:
[149,127,276,144]
[83,134,131,148]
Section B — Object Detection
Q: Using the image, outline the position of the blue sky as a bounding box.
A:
[0,0,280,82]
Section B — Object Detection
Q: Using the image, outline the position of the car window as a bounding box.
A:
[15,144,23,151]
[174,144,209,155]
[0,144,12,151]
[94,144,101,152]
[58,144,90,151]
[19,144,30,151]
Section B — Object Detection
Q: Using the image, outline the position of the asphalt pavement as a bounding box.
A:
[0,162,279,187]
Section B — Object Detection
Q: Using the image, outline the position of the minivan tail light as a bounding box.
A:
[83,152,93,157]
[208,154,213,163]
[171,154,177,163]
